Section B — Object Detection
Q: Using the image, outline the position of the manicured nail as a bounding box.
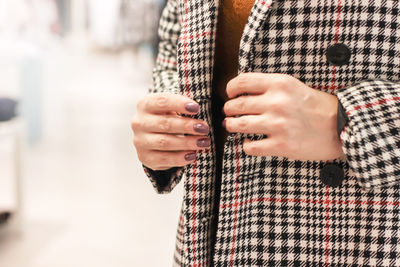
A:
[194,123,209,134]
[222,120,226,128]
[185,152,197,161]
[185,102,200,113]
[197,138,211,147]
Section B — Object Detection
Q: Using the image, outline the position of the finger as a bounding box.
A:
[138,149,199,170]
[135,133,211,151]
[226,73,268,99]
[223,95,266,116]
[242,138,281,157]
[132,114,210,135]
[224,115,270,134]
[139,92,200,115]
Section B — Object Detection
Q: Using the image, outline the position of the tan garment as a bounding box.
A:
[213,0,255,150]
[214,0,255,102]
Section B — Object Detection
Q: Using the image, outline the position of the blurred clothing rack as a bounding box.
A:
[87,0,165,50]
[116,0,164,48]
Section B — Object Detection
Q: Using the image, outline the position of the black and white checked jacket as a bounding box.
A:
[143,0,400,266]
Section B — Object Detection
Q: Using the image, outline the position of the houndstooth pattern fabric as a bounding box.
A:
[142,0,400,266]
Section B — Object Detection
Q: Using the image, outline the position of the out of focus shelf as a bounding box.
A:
[0,118,23,228]
[0,211,12,225]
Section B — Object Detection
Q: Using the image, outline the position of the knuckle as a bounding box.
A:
[225,119,231,131]
[133,137,141,148]
[276,140,289,151]
[184,119,194,132]
[226,78,235,92]
[131,117,144,131]
[274,74,292,88]
[158,117,171,131]
[237,118,248,129]
[273,79,287,90]
[223,103,231,114]
[136,135,151,149]
[274,118,290,133]
[236,74,249,89]
[246,143,258,154]
[130,118,139,130]
[269,99,286,113]
[137,152,146,164]
[155,94,169,108]
[157,136,170,149]
[183,137,193,150]
[136,98,145,110]
[144,97,153,110]
[236,98,246,112]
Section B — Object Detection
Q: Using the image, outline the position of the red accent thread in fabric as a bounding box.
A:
[330,0,342,93]
[229,137,241,267]
[258,0,271,7]
[183,0,191,97]
[191,260,208,267]
[182,0,197,265]
[220,197,400,209]
[157,56,177,66]
[312,84,345,91]
[334,0,342,44]
[324,186,331,267]
[346,96,400,115]
[179,32,216,40]
[178,215,185,259]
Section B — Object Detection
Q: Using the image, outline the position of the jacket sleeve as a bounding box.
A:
[142,0,184,194]
[336,80,400,190]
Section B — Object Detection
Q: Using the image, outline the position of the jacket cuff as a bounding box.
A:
[337,100,349,138]
[143,165,184,194]
[336,80,400,190]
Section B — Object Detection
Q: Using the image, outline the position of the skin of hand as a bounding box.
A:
[131,93,211,171]
[223,73,344,161]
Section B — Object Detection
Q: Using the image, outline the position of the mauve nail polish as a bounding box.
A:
[185,103,200,113]
[197,138,211,147]
[194,123,209,134]
[185,152,197,161]
[222,120,226,128]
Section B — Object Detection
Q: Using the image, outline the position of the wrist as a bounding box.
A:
[312,90,344,159]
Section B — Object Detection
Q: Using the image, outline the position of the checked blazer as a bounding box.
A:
[143,0,400,266]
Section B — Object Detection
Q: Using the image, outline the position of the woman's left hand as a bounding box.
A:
[223,73,344,161]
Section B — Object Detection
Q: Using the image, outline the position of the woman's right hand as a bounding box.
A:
[131,93,211,171]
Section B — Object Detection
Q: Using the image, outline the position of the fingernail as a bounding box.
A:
[185,152,197,161]
[222,120,226,128]
[197,138,211,147]
[185,103,199,113]
[194,123,209,134]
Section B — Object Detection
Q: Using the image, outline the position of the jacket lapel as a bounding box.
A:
[177,1,220,265]
[239,0,275,73]
[177,0,219,100]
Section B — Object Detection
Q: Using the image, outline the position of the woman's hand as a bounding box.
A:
[223,73,344,161]
[131,93,211,171]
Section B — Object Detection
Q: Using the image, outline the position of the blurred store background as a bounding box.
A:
[0,0,184,266]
